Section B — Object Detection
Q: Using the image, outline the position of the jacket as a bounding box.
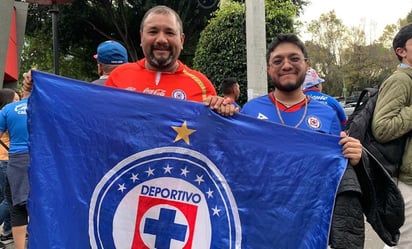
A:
[329,164,365,249]
[372,66,412,184]
[329,149,405,248]
[355,150,405,246]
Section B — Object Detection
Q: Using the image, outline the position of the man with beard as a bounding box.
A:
[106,5,223,107]
[241,34,366,248]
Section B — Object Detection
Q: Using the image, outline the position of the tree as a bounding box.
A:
[306,11,348,66]
[379,24,399,48]
[304,11,351,98]
[303,10,399,100]
[406,10,412,23]
[193,1,246,102]
[22,1,97,80]
[193,0,300,105]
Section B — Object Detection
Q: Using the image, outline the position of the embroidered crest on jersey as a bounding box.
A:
[307,116,321,129]
[171,90,187,100]
[89,147,241,249]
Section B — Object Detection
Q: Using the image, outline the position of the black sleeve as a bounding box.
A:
[329,191,365,249]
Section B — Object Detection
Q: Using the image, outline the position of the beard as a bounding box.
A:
[148,45,175,69]
[148,53,174,69]
[271,73,306,92]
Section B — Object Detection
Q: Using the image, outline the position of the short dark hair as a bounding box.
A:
[140,5,183,34]
[221,77,238,95]
[266,33,308,64]
[393,23,412,62]
[0,88,16,109]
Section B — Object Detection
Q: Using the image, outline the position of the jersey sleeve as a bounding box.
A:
[330,114,342,136]
[328,98,348,130]
[372,72,412,142]
[193,71,216,97]
[205,79,217,96]
[0,108,8,132]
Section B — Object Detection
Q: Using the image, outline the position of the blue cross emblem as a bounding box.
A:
[144,208,187,248]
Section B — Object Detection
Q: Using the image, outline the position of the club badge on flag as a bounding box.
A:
[28,71,347,249]
[90,147,240,249]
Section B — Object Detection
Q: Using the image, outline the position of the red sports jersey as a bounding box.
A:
[106,59,217,102]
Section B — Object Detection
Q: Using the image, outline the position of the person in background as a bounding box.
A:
[241,33,365,249]
[302,68,348,130]
[0,72,32,249]
[106,5,235,115]
[0,89,19,248]
[372,23,412,249]
[221,77,240,108]
[92,40,128,85]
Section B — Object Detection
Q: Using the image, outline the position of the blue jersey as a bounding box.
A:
[304,87,347,130]
[241,94,341,135]
[0,99,29,154]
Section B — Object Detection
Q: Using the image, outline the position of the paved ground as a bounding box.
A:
[365,221,385,249]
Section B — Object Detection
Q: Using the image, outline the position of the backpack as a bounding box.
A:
[346,87,409,177]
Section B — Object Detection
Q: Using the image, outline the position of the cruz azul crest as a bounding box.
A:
[89,147,241,249]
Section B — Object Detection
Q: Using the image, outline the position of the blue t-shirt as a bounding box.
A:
[241,94,341,136]
[0,99,29,154]
[304,88,347,130]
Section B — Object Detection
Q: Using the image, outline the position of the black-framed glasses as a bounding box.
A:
[269,56,307,68]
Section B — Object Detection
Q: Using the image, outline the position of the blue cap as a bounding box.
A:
[302,68,325,90]
[94,41,128,64]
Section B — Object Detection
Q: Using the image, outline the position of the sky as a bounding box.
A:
[299,0,412,41]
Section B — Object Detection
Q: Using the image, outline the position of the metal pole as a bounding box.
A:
[245,0,267,100]
[49,3,59,75]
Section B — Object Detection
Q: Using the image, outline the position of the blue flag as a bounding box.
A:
[28,71,347,249]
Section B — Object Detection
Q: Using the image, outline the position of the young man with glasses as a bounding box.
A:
[241,33,365,248]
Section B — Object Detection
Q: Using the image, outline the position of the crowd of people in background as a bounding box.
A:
[0,88,19,249]
[0,73,31,249]
[2,4,412,249]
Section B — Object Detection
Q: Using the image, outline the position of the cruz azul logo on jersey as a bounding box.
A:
[89,147,241,249]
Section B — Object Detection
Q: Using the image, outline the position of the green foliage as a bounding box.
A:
[193,0,298,105]
[265,0,298,43]
[407,10,412,23]
[306,11,348,66]
[21,36,53,74]
[379,24,399,48]
[20,34,96,83]
[193,2,247,103]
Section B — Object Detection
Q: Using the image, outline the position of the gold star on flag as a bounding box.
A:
[171,121,196,145]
